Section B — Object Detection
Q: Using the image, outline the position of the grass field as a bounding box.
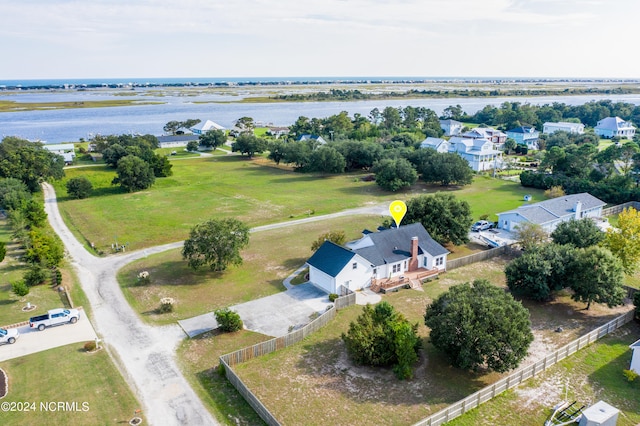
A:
[0,99,162,113]
[118,215,385,325]
[447,321,640,426]
[52,155,545,252]
[0,344,144,426]
[176,255,633,425]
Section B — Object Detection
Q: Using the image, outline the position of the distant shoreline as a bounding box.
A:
[2,76,640,91]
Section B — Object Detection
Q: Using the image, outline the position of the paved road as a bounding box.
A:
[42,183,217,426]
[0,316,97,362]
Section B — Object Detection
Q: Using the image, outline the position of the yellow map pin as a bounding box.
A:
[389,200,407,228]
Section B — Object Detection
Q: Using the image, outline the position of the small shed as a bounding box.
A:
[630,338,640,374]
[578,401,619,426]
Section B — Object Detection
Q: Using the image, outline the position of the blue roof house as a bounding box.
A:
[506,126,540,150]
[306,223,448,295]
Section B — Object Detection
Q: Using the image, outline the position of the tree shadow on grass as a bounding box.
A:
[0,299,17,306]
[125,260,224,288]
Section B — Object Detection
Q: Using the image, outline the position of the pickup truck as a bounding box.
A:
[0,327,19,344]
[29,308,80,331]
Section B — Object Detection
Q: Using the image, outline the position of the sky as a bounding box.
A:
[1,0,639,80]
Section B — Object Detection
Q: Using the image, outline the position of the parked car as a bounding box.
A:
[29,308,80,331]
[0,327,19,344]
[471,220,493,232]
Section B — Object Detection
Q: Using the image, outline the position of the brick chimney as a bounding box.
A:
[408,236,419,272]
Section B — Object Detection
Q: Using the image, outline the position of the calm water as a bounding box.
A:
[2,91,640,144]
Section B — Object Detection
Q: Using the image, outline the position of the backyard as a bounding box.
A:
[52,155,546,252]
[177,255,635,425]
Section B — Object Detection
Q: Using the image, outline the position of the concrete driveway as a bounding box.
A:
[179,283,333,338]
[0,316,97,362]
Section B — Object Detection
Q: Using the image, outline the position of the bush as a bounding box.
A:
[159,297,174,313]
[24,266,48,287]
[137,271,150,285]
[66,176,93,199]
[215,308,243,332]
[84,341,97,352]
[634,292,640,320]
[52,268,62,286]
[12,280,29,297]
[623,369,638,383]
[328,293,339,302]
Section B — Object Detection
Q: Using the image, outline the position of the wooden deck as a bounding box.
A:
[370,268,440,293]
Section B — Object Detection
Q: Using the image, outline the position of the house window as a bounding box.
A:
[352,262,358,269]
[436,257,443,266]
[392,264,401,274]
[423,257,427,267]
[373,268,377,275]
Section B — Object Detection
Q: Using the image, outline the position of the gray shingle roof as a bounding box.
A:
[354,223,448,266]
[306,241,355,277]
[499,193,606,225]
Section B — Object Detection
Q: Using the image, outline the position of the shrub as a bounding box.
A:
[137,271,150,285]
[159,297,174,313]
[623,369,638,383]
[84,341,97,352]
[12,280,29,297]
[24,266,48,287]
[215,308,243,332]
[328,293,339,302]
[634,292,640,320]
[66,176,93,199]
[52,268,62,286]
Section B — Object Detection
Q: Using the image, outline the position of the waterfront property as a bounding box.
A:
[543,121,585,135]
[190,119,225,135]
[506,126,540,150]
[157,134,199,148]
[306,223,448,295]
[439,119,463,136]
[42,143,76,164]
[496,192,606,233]
[462,127,507,145]
[594,116,636,139]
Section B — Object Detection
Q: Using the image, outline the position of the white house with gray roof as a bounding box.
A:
[594,117,636,139]
[448,136,503,172]
[306,223,448,295]
[630,338,640,375]
[419,137,449,152]
[42,143,75,164]
[439,119,463,136]
[543,121,585,135]
[190,120,225,135]
[496,193,606,233]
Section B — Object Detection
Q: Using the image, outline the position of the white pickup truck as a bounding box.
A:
[29,308,80,331]
[0,327,19,344]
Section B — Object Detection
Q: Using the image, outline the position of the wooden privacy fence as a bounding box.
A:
[602,201,640,217]
[412,309,636,426]
[218,292,357,426]
[446,244,518,271]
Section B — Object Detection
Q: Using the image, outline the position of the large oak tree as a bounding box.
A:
[182,218,250,272]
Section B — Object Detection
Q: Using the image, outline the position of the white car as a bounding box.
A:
[0,327,19,344]
[471,220,493,232]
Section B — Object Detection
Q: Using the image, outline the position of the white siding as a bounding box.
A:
[631,346,640,374]
[308,267,336,294]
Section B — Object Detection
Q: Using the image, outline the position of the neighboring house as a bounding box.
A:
[306,223,448,295]
[462,127,507,145]
[297,134,327,145]
[448,136,504,172]
[497,192,606,233]
[419,137,449,153]
[439,119,463,136]
[190,120,225,135]
[267,126,290,138]
[506,126,540,150]
[42,143,75,164]
[594,117,636,139]
[156,135,199,148]
[630,338,640,374]
[543,121,585,135]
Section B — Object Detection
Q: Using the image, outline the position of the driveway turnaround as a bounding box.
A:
[0,316,97,362]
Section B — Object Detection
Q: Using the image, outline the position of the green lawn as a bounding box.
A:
[52,156,545,252]
[118,215,385,325]
[447,321,640,426]
[0,344,144,426]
